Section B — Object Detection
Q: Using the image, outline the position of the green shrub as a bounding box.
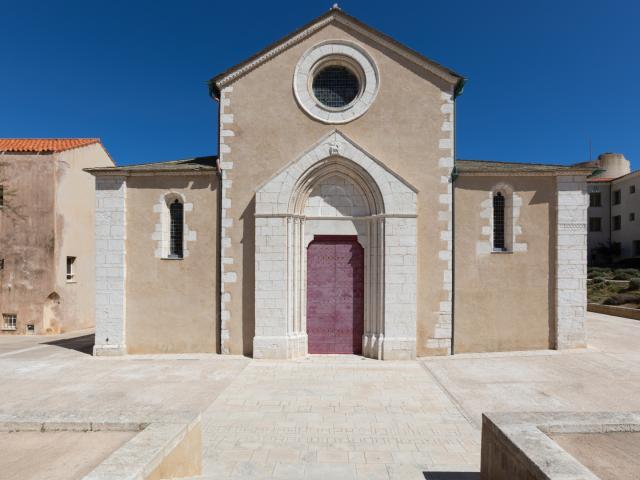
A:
[592,277,605,284]
[618,268,640,276]
[628,278,640,290]
[603,293,640,306]
[613,272,635,280]
[588,267,613,279]
[611,268,640,280]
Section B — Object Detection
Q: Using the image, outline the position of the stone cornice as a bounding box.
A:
[457,170,592,177]
[254,213,418,219]
[211,10,462,94]
[85,169,216,177]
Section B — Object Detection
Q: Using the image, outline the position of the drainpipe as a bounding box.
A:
[210,81,223,354]
[450,162,456,356]
[450,78,465,355]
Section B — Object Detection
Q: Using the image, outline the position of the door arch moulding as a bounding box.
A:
[253,130,418,360]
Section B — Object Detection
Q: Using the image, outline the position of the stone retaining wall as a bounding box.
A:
[588,303,640,320]
[481,412,640,480]
[0,414,201,480]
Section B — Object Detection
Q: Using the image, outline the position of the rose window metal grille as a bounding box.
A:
[493,192,506,251]
[169,199,184,258]
[312,66,360,108]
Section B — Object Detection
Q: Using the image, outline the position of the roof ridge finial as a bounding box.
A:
[331,3,341,11]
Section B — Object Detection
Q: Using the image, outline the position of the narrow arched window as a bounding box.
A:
[493,192,505,251]
[169,199,184,258]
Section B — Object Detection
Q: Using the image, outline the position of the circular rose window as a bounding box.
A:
[294,41,379,124]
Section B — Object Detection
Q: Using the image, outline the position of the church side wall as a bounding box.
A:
[453,175,555,353]
[124,174,219,354]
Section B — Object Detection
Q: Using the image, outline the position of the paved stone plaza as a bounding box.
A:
[1,311,639,479]
[198,358,479,479]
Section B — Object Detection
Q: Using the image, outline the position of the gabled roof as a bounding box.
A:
[85,155,218,176]
[455,159,596,176]
[208,6,464,98]
[0,138,101,153]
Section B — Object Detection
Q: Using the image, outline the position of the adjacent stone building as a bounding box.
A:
[0,138,113,334]
[88,8,593,358]
[578,152,640,261]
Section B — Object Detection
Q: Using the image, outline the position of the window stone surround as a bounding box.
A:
[152,192,196,259]
[293,41,379,124]
[476,183,527,256]
[253,131,418,360]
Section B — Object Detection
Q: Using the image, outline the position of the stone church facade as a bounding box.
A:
[88,8,593,358]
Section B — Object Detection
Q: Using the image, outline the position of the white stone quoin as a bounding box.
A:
[555,174,588,349]
[253,130,418,360]
[218,85,235,354]
[93,176,127,356]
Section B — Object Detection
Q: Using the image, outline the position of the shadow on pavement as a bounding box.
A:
[424,473,480,480]
[43,334,94,355]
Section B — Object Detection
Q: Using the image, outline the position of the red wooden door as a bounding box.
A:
[307,236,364,354]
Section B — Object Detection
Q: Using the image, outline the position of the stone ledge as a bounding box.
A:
[0,414,201,480]
[481,411,640,480]
[93,344,127,356]
[0,420,146,433]
[84,417,201,480]
[382,336,417,360]
[588,302,640,321]
[253,334,308,359]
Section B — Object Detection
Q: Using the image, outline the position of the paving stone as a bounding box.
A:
[5,313,637,480]
[272,462,305,479]
[356,463,391,479]
[196,357,479,479]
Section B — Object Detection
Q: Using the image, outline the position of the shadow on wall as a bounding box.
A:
[125,176,215,191]
[423,473,479,480]
[548,184,557,350]
[43,334,95,355]
[241,197,256,356]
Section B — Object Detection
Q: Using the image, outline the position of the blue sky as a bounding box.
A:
[1,0,638,167]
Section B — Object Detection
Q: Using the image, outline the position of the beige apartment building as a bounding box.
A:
[581,153,640,261]
[88,7,593,358]
[0,139,113,334]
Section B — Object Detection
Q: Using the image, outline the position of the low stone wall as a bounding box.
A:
[0,414,201,480]
[481,412,640,480]
[83,416,201,480]
[481,416,541,480]
[588,302,640,320]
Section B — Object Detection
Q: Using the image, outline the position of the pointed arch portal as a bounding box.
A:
[253,131,418,360]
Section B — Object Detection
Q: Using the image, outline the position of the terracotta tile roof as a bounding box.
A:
[588,177,614,183]
[0,138,101,153]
